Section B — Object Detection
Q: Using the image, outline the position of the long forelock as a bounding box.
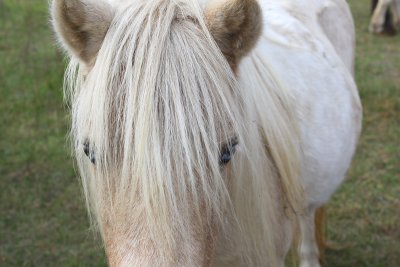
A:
[64,0,303,266]
[66,0,242,261]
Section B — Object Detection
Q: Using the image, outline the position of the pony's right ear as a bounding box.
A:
[51,0,115,65]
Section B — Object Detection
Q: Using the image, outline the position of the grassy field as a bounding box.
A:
[0,0,398,266]
[325,1,400,266]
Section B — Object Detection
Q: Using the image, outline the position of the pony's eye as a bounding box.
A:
[219,138,239,166]
[83,140,96,164]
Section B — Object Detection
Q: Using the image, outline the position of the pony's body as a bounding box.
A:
[370,0,400,34]
[229,1,361,266]
[52,0,361,266]
[243,0,359,205]
[238,1,361,265]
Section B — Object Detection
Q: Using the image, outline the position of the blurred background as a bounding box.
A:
[0,0,399,266]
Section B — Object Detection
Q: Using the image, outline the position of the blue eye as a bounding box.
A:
[219,138,238,165]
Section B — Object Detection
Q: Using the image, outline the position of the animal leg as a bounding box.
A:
[370,0,393,33]
[279,214,294,267]
[391,0,400,28]
[299,207,321,267]
[314,206,327,262]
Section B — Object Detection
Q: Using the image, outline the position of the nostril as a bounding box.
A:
[83,140,96,164]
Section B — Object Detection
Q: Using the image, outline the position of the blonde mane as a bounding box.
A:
[63,0,303,265]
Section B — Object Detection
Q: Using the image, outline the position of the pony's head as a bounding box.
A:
[52,0,297,266]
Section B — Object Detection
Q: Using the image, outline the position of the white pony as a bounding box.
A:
[51,0,362,266]
[370,0,400,34]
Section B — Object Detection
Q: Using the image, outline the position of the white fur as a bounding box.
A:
[237,1,361,266]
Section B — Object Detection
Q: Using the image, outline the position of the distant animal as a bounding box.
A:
[51,0,362,266]
[370,0,400,34]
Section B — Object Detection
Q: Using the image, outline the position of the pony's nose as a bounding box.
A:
[83,140,96,164]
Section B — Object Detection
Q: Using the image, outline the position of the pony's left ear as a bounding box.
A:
[51,0,115,65]
[205,0,262,70]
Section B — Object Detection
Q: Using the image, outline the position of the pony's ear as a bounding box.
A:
[51,0,115,65]
[205,0,262,70]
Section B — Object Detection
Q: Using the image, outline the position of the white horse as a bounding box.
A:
[51,0,362,266]
[370,0,400,34]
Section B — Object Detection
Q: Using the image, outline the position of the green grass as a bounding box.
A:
[0,1,106,266]
[0,1,398,266]
[325,1,400,266]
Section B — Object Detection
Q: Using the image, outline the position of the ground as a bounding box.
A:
[0,0,398,266]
